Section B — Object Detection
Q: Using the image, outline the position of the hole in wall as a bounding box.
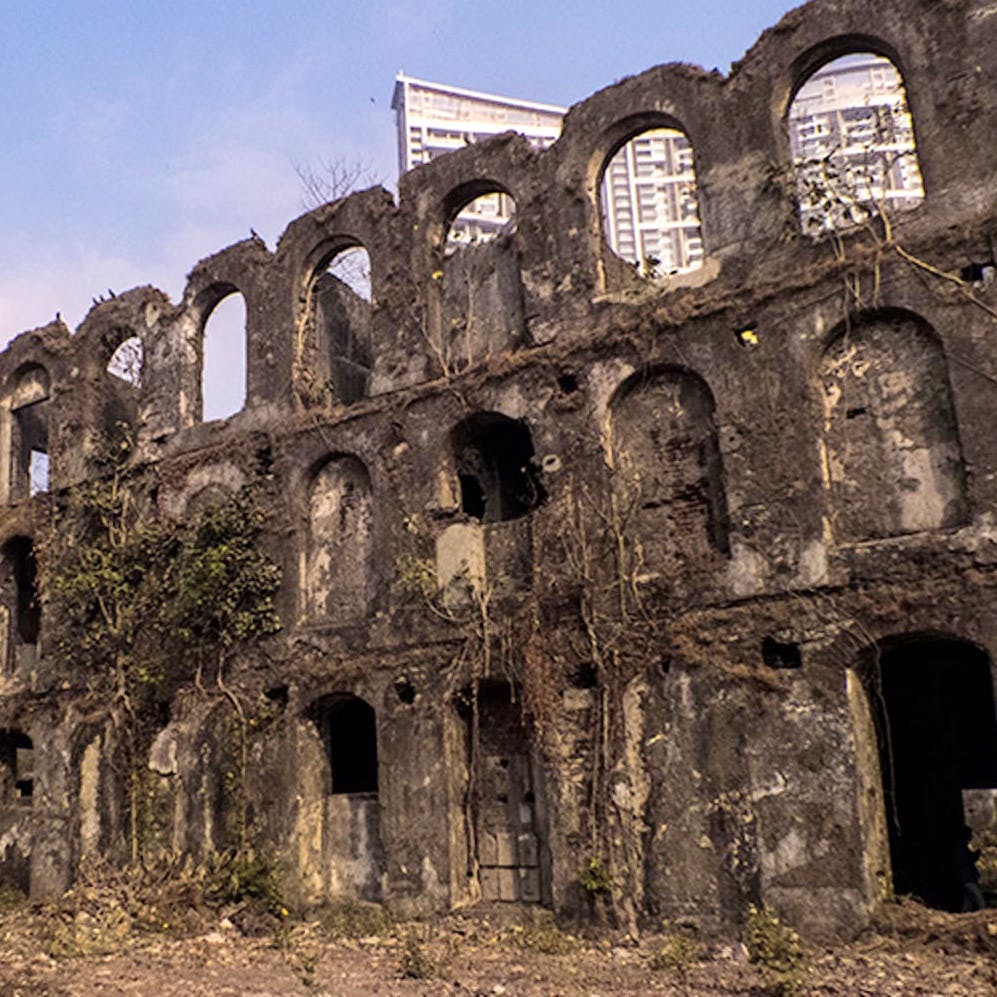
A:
[569,660,598,689]
[762,636,802,670]
[960,262,995,287]
[394,678,416,705]
[735,327,760,349]
[0,729,33,804]
[265,685,289,709]
[557,372,579,394]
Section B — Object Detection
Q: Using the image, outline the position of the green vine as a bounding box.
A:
[37,429,283,860]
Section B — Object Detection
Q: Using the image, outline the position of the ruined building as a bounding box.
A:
[1,0,995,939]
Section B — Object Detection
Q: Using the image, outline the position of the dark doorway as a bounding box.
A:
[310,695,378,795]
[462,681,547,903]
[870,639,996,911]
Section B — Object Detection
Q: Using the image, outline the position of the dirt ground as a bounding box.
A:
[1,881,995,996]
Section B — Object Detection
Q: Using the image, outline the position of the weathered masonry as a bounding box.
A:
[0,0,994,939]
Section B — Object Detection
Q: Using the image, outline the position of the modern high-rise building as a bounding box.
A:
[390,73,705,273]
[394,52,923,265]
[599,129,704,276]
[391,74,564,249]
[788,52,925,232]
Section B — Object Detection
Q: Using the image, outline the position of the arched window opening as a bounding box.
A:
[610,369,729,562]
[789,52,924,234]
[0,729,33,804]
[201,292,247,422]
[306,456,373,622]
[9,366,50,500]
[445,191,517,255]
[310,695,378,795]
[818,312,966,542]
[866,639,996,912]
[107,336,144,387]
[451,413,545,523]
[1,537,40,645]
[600,128,704,279]
[438,188,526,372]
[310,247,373,405]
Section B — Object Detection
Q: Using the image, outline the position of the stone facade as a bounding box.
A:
[0,0,994,940]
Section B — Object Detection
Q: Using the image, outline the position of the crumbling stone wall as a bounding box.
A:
[0,0,994,941]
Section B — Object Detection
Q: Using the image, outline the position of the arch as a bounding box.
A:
[308,693,378,796]
[609,367,729,562]
[596,116,705,279]
[442,181,517,256]
[200,288,247,422]
[439,178,516,250]
[451,412,545,523]
[304,241,373,405]
[433,181,527,373]
[787,48,924,234]
[817,310,966,542]
[305,455,373,623]
[856,636,996,911]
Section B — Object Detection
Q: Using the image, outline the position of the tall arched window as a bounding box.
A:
[600,126,704,279]
[306,456,373,622]
[307,245,373,405]
[201,292,247,421]
[609,368,729,566]
[789,52,924,234]
[436,183,526,373]
[818,311,966,541]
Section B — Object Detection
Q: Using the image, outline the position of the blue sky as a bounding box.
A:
[0,0,799,353]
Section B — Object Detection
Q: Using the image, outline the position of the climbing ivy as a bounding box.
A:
[36,431,282,858]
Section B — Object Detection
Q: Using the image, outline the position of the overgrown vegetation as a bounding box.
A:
[745,903,807,994]
[650,924,705,975]
[36,428,282,860]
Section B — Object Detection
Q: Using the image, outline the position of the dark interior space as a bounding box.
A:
[0,729,33,803]
[870,639,997,911]
[452,413,546,523]
[2,537,40,644]
[312,695,378,795]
